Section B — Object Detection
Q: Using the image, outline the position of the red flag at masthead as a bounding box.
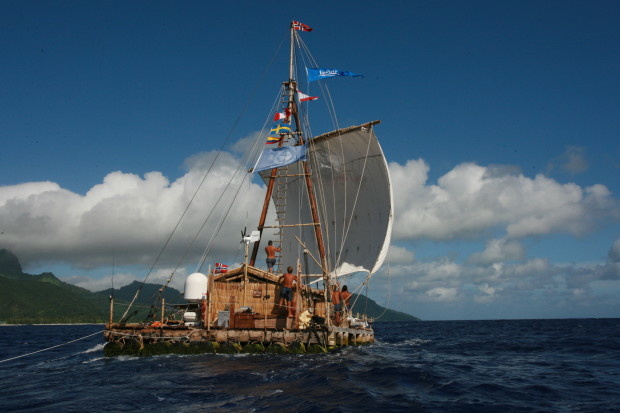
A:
[292,21,313,32]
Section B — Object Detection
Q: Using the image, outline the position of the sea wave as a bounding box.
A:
[0,320,619,412]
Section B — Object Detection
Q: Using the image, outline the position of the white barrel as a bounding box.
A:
[183,311,197,322]
[183,272,208,302]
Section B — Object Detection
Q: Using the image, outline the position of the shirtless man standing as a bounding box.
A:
[340,285,352,312]
[332,284,342,325]
[278,266,298,317]
[265,240,281,273]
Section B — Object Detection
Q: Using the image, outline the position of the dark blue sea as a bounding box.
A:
[0,319,619,412]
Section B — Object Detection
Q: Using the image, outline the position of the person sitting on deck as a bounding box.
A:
[332,284,342,325]
[278,266,298,317]
[265,240,281,273]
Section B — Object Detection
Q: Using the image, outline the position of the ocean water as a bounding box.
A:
[0,319,618,412]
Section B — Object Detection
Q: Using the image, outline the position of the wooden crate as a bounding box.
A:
[234,312,255,329]
[254,317,291,329]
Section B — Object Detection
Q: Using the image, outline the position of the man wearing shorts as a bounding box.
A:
[265,240,281,273]
[278,266,298,317]
[332,284,342,324]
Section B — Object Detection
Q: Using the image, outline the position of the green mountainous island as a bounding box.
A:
[0,249,419,324]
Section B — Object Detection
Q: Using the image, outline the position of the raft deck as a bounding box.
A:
[103,322,374,355]
[103,265,374,355]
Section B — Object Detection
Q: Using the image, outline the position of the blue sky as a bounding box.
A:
[1,1,619,320]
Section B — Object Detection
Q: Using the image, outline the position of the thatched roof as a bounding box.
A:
[212,265,325,298]
[213,265,280,284]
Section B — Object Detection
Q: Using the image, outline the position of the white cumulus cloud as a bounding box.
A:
[389,160,617,241]
[468,238,525,265]
[0,151,264,269]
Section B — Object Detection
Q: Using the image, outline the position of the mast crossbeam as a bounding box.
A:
[262,223,320,229]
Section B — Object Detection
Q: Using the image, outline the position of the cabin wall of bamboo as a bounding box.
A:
[208,280,326,327]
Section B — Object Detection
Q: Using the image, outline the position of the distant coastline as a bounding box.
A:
[1,249,419,324]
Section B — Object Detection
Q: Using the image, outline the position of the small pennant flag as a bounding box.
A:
[298,90,318,102]
[270,123,292,134]
[273,108,291,121]
[266,136,282,144]
[292,21,313,32]
[214,263,228,274]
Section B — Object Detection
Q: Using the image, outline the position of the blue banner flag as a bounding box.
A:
[254,144,307,172]
[307,68,363,82]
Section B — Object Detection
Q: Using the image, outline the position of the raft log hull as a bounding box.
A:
[103,323,374,356]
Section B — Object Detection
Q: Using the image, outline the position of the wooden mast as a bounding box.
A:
[282,23,330,328]
[249,22,329,284]
[248,24,293,266]
[249,23,330,326]
[249,24,295,267]
[287,22,328,283]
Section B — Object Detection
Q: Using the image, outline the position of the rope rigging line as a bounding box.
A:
[370,251,392,321]
[119,33,287,321]
[294,32,341,277]
[194,91,282,272]
[297,35,380,297]
[0,330,103,364]
[292,29,390,320]
[334,124,374,271]
[309,75,347,279]
[195,83,285,272]
[295,31,376,301]
[296,32,372,283]
[296,34,342,133]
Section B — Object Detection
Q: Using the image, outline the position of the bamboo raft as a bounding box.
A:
[103,265,374,355]
[104,23,389,356]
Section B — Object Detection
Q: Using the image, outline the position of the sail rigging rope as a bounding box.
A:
[293,32,340,276]
[0,330,103,364]
[292,31,382,306]
[118,33,288,321]
[296,31,377,283]
[369,251,392,321]
[333,125,375,272]
[283,30,392,321]
[196,88,283,272]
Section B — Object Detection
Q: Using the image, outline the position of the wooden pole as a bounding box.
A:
[161,298,165,324]
[243,241,249,307]
[250,22,297,267]
[108,296,114,325]
[295,260,302,329]
[207,273,213,331]
[249,169,278,266]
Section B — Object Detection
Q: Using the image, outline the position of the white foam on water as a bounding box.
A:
[81,343,105,354]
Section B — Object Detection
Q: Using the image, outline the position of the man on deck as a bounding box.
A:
[332,284,342,325]
[341,285,352,312]
[278,266,298,317]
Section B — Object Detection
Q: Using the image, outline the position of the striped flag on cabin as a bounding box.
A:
[214,263,228,274]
